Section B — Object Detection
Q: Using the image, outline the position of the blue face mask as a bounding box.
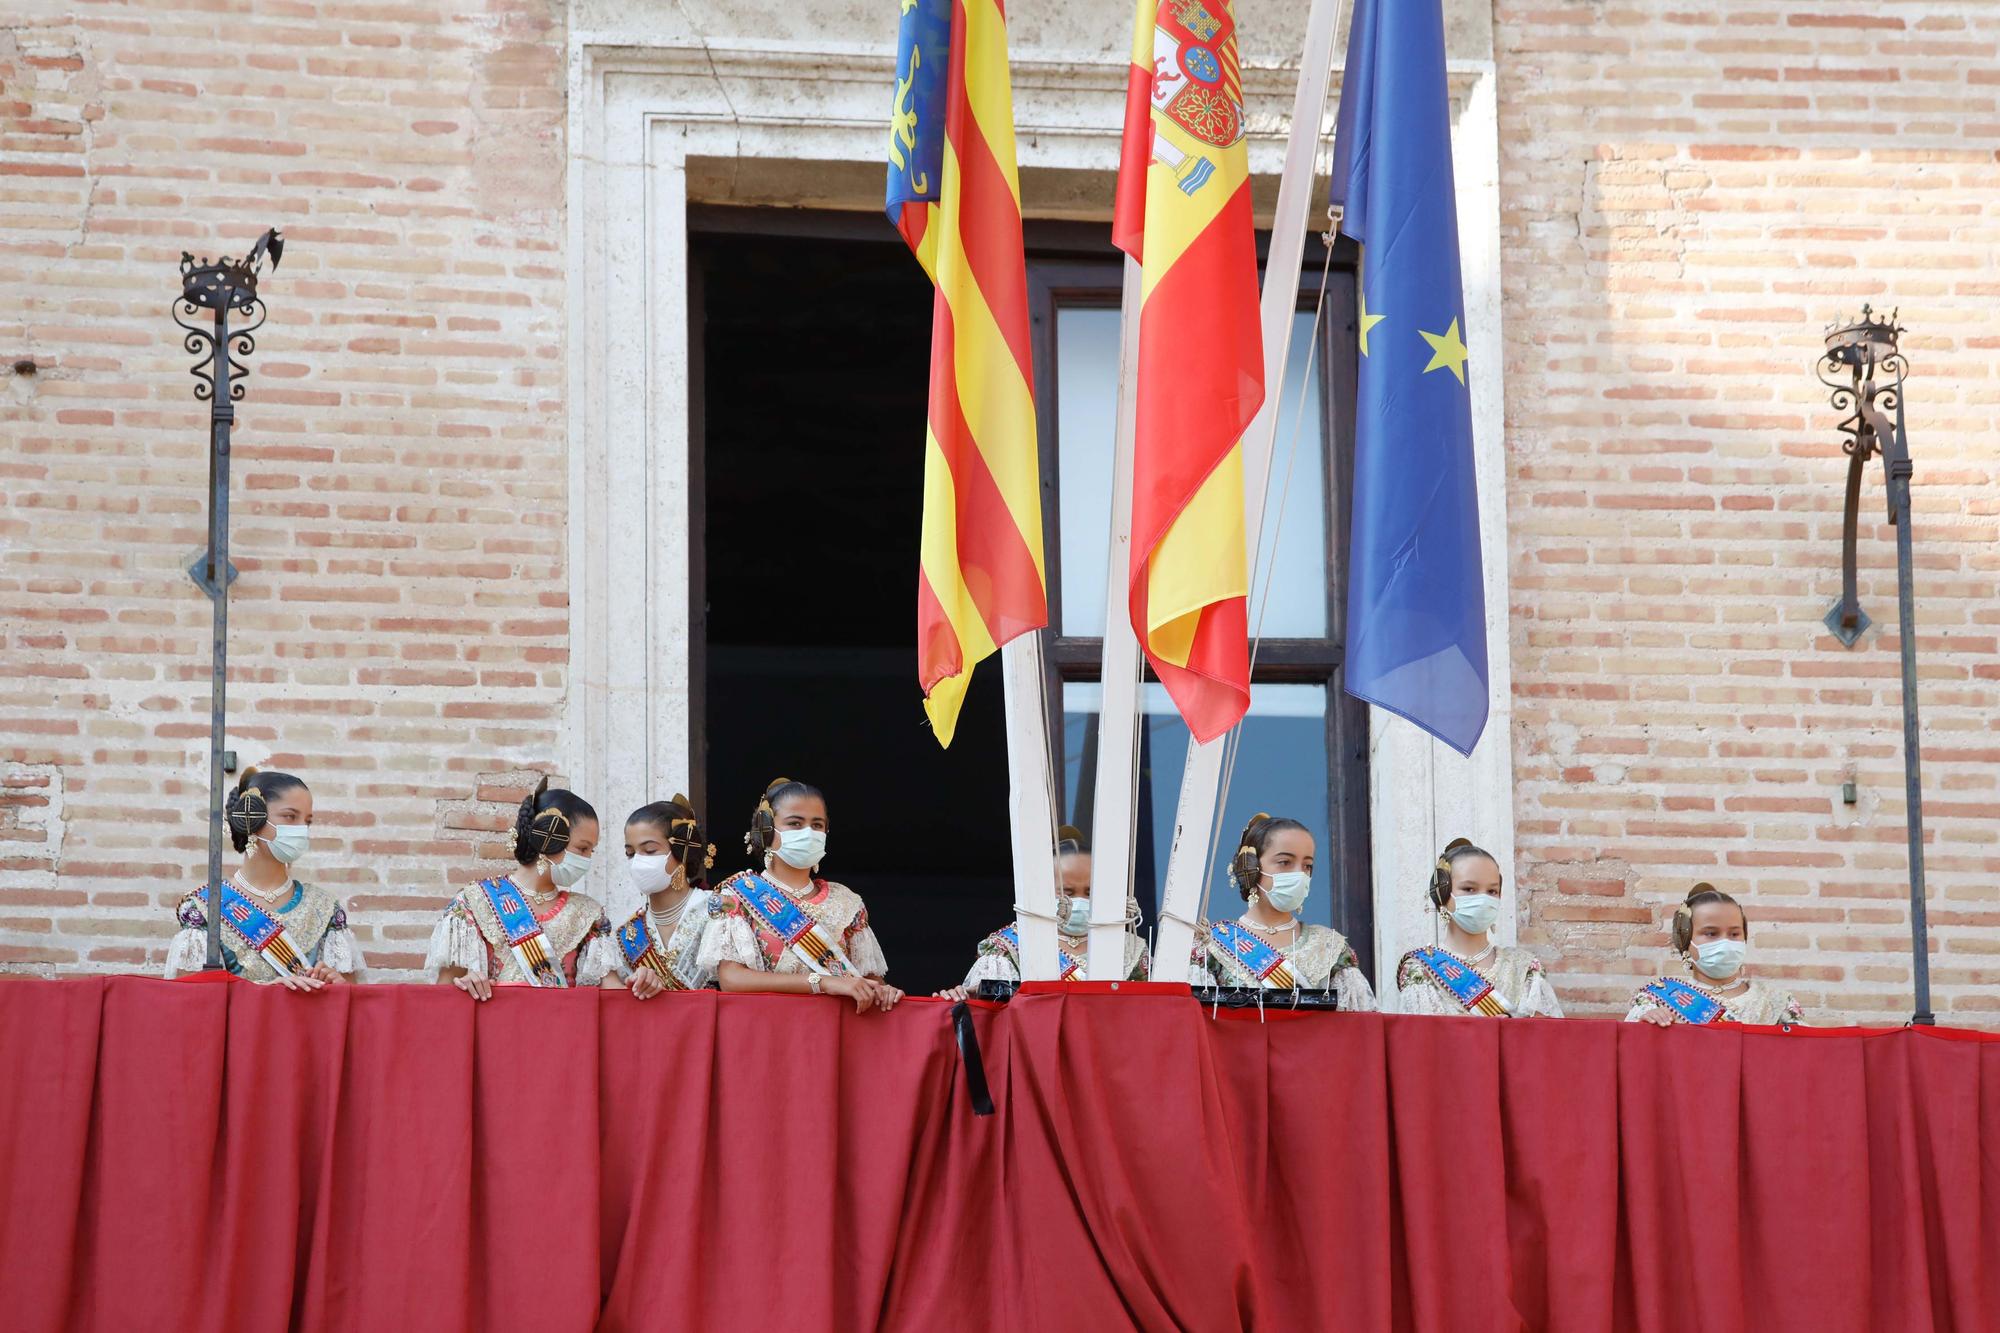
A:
[1061,896,1091,935]
[1693,938,1746,980]
[773,827,826,870]
[261,824,310,867]
[1449,893,1501,936]
[1263,870,1310,914]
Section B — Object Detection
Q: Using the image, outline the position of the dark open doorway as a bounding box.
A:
[690,209,1014,995]
[689,205,1372,993]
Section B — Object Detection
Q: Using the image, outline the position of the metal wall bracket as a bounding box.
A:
[187,550,239,601]
[1823,599,1870,648]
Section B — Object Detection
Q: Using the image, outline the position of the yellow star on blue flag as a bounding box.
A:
[1329,0,1488,757]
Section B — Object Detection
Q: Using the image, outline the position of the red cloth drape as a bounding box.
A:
[2,976,1995,1332]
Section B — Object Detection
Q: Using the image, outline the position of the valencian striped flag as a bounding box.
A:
[885,0,1047,746]
[1113,0,1262,744]
[1330,0,1489,755]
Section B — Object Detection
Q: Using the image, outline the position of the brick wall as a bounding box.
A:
[0,0,569,978]
[1495,0,2000,1021]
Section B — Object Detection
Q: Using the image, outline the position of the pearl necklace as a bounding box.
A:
[231,870,287,903]
[651,892,691,936]
[1445,941,1497,969]
[511,874,561,907]
[1241,914,1299,938]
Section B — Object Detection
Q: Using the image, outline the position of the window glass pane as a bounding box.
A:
[1055,308,1326,638]
[1061,681,1334,929]
[1056,306,1119,636]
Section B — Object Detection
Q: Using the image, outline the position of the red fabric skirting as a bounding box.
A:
[1,976,1996,1332]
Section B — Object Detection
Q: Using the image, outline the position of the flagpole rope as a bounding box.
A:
[1202,10,1345,931]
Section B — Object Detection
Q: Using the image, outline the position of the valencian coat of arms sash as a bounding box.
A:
[206,881,310,978]
[477,877,566,987]
[734,874,858,976]
[1209,920,1297,989]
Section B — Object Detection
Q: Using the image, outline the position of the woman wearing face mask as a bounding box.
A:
[696,778,902,1013]
[1190,813,1376,1010]
[940,827,1149,998]
[164,767,362,989]
[1627,883,1803,1026]
[611,796,716,999]
[425,778,621,1000]
[1396,838,1563,1018]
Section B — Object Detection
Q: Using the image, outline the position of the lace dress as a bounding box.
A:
[1190,921,1378,1011]
[694,872,890,978]
[962,925,1150,986]
[1624,976,1804,1025]
[423,881,620,986]
[164,880,363,981]
[1396,945,1565,1017]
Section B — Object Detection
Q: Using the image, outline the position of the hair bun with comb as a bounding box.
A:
[1670,881,1742,953]
[1430,837,1500,908]
[1228,812,1274,896]
[510,775,598,868]
[222,766,308,855]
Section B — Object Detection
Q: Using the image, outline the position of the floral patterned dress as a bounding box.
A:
[164,880,363,981]
[1624,976,1804,1026]
[424,881,620,986]
[962,926,1150,987]
[1189,920,1378,1011]
[693,871,890,979]
[1396,945,1565,1017]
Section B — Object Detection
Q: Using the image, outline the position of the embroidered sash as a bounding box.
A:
[996,925,1083,980]
[734,874,856,975]
[478,877,566,987]
[616,908,687,990]
[1210,920,1298,989]
[1411,946,1510,1016]
[1642,976,1727,1025]
[207,882,309,977]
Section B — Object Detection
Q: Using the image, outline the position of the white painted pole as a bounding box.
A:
[1151,0,1345,979]
[1003,631,1063,980]
[1087,256,1146,979]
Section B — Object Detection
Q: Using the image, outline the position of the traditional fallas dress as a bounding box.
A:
[1396,945,1565,1018]
[961,923,1150,988]
[424,876,620,987]
[1624,975,1804,1026]
[165,879,363,981]
[607,888,715,990]
[1190,920,1378,1011]
[694,870,889,981]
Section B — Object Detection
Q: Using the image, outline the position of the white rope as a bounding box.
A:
[1199,164,1343,932]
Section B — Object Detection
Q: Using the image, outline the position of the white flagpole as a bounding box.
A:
[1086,256,1146,979]
[1003,631,1063,980]
[1151,0,1346,979]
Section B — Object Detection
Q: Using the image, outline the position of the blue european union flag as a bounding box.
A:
[1329,0,1488,756]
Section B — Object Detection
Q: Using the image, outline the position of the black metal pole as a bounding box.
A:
[176,229,280,972]
[202,301,233,971]
[1884,401,1933,1025]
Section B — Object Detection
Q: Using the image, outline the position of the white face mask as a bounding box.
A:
[773,827,826,871]
[1262,870,1310,914]
[1693,938,1747,980]
[1449,893,1501,936]
[549,851,593,888]
[1060,896,1090,935]
[628,853,673,897]
[261,824,310,866]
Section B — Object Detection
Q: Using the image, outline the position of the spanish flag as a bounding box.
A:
[886,0,1047,747]
[1114,0,1262,743]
